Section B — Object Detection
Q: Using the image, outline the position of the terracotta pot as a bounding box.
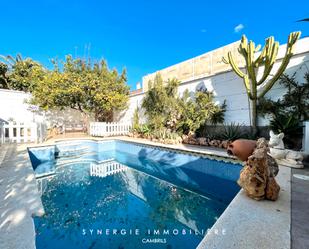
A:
[227,139,256,161]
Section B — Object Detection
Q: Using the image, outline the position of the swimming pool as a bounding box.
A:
[28,140,241,249]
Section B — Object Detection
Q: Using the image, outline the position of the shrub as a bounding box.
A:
[132,107,139,131]
[258,72,309,149]
[219,123,245,141]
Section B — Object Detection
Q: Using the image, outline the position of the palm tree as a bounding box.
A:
[0,53,24,66]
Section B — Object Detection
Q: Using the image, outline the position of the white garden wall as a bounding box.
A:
[119,37,309,127]
[0,89,89,128]
[115,92,146,123]
[0,89,38,123]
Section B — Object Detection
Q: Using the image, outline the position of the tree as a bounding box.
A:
[258,72,309,148]
[132,107,140,130]
[142,74,181,131]
[0,62,9,89]
[177,89,226,135]
[1,54,45,92]
[223,32,301,130]
[142,74,226,136]
[30,56,129,122]
[259,72,309,121]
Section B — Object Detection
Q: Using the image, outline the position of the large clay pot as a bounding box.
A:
[227,139,256,161]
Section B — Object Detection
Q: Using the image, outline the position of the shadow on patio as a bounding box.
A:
[0,143,44,249]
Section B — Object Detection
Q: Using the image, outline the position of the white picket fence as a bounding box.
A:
[0,122,46,144]
[90,161,128,178]
[89,122,131,137]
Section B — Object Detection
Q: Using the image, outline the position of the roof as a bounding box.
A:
[130,88,143,96]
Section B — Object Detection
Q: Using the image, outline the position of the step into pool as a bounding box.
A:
[28,140,241,249]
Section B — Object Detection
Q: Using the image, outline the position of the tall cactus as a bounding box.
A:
[223,31,301,129]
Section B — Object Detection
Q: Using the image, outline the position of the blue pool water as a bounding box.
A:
[28,140,241,249]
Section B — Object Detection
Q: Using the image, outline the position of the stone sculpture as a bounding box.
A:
[269,130,304,168]
[230,138,280,201]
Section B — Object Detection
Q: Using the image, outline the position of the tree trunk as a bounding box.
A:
[251,99,257,133]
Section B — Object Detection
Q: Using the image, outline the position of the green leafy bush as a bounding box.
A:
[258,72,309,121]
[258,72,308,148]
[137,124,151,137]
[132,107,139,131]
[269,114,303,148]
[176,89,226,135]
[142,74,226,139]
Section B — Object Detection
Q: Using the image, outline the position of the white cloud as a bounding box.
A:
[234,24,244,33]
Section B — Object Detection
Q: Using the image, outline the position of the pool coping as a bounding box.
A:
[1,137,291,249]
[28,136,240,164]
[197,165,291,249]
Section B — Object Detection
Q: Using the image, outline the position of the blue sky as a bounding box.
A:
[1,0,308,89]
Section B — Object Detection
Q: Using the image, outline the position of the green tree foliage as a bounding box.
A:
[258,72,309,148]
[30,56,129,122]
[1,54,129,122]
[0,62,9,89]
[142,74,181,131]
[1,54,45,92]
[132,107,140,130]
[259,72,309,121]
[177,89,226,135]
[142,74,226,136]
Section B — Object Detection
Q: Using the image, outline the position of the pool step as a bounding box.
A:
[55,146,91,158]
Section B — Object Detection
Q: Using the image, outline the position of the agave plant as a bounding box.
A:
[220,123,245,141]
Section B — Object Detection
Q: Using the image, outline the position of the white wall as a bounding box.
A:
[115,92,146,124]
[0,89,38,123]
[0,89,90,127]
[119,37,309,126]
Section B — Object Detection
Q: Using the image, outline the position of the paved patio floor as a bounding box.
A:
[291,165,309,249]
[0,144,43,249]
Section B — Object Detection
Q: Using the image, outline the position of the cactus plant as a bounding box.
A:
[223,31,301,129]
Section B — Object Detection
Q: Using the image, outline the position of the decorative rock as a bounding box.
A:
[209,139,220,147]
[221,140,230,149]
[237,138,280,201]
[267,154,279,177]
[265,177,280,201]
[257,137,279,177]
[197,137,207,146]
[186,135,198,145]
[238,146,268,200]
[182,135,189,144]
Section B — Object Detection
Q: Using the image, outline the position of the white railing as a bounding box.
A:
[0,122,45,144]
[90,161,128,178]
[89,122,131,137]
